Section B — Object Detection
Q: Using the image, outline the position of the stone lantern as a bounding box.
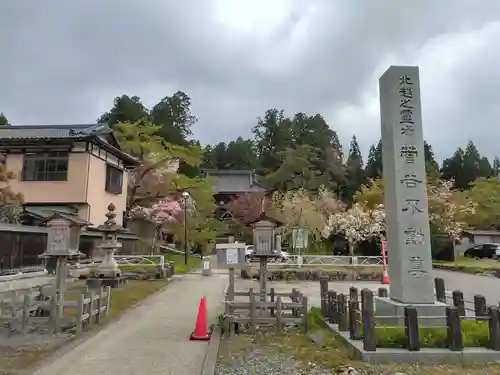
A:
[40,213,91,292]
[86,203,125,289]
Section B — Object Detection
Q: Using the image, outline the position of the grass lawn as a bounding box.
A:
[118,253,201,274]
[433,254,500,274]
[164,253,201,274]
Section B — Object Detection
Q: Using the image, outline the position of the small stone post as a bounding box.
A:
[474,294,487,317]
[404,306,420,351]
[488,306,500,351]
[337,293,348,332]
[319,276,329,316]
[434,277,446,303]
[446,306,463,351]
[452,290,465,317]
[361,289,376,352]
[328,290,337,324]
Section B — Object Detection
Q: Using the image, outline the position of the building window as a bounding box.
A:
[105,164,123,194]
[22,152,69,181]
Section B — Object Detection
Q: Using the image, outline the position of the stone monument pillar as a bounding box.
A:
[376,66,446,324]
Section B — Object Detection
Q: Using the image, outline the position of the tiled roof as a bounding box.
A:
[0,124,140,166]
[0,124,111,140]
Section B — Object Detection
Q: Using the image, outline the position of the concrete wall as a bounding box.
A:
[7,152,89,204]
[6,151,128,227]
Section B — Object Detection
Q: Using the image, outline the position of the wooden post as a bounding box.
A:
[291,288,298,317]
[259,258,267,315]
[105,286,111,318]
[228,268,235,314]
[446,306,463,351]
[249,288,257,333]
[319,276,329,316]
[88,291,95,328]
[328,290,337,324]
[95,287,103,324]
[361,289,376,352]
[276,296,283,333]
[337,293,348,331]
[452,290,465,317]
[377,287,388,298]
[76,293,85,335]
[474,295,487,317]
[435,277,446,303]
[404,306,420,351]
[21,293,30,334]
[270,288,275,317]
[49,291,58,334]
[302,295,308,332]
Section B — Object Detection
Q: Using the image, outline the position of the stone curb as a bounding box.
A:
[22,276,181,375]
[200,326,221,375]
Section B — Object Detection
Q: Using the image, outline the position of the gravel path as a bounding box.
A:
[216,338,334,375]
[31,272,228,375]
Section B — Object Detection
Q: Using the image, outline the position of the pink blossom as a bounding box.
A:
[131,199,183,225]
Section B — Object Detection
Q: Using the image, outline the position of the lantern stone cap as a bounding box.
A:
[96,202,125,232]
[43,212,92,227]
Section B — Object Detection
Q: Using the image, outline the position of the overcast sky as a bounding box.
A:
[2,1,500,162]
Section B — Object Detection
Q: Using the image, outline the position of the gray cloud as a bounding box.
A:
[1,0,500,162]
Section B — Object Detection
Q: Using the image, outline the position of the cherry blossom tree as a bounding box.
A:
[132,199,183,224]
[427,180,475,240]
[354,178,475,241]
[224,192,269,222]
[273,186,343,241]
[323,203,372,255]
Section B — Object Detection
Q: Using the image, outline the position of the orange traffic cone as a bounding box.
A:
[382,268,390,285]
[190,296,211,341]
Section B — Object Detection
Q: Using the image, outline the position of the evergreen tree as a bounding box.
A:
[342,135,365,202]
[0,113,9,126]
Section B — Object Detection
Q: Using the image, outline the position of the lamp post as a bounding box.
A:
[182,191,190,265]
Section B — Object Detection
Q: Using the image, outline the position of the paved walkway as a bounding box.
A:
[32,272,228,375]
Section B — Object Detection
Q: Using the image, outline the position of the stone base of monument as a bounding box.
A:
[86,276,126,290]
[325,321,500,364]
[375,297,448,327]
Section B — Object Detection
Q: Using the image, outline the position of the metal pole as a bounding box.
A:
[184,198,188,265]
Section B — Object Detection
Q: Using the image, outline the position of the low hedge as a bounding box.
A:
[241,265,382,281]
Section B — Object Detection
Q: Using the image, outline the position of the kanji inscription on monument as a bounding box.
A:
[379,65,434,304]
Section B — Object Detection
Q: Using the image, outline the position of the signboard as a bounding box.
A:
[216,243,246,268]
[226,248,238,265]
[292,228,309,249]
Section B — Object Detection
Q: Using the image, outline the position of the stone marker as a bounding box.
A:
[376,66,447,325]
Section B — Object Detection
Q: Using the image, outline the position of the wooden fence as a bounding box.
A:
[224,287,308,334]
[0,285,111,336]
[319,275,500,352]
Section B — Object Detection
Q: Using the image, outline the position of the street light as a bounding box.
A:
[182,191,190,265]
